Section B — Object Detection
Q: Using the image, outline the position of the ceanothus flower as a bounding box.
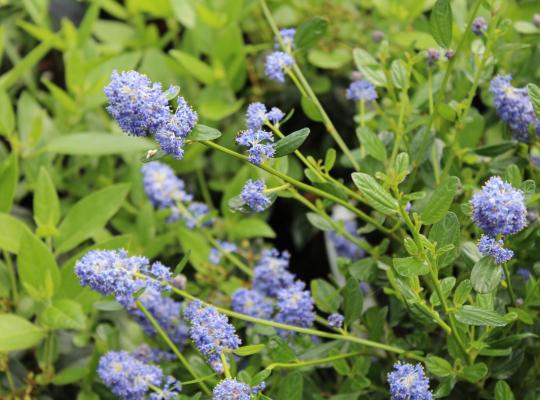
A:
[328,220,365,260]
[184,300,241,373]
[267,107,285,125]
[209,241,238,264]
[489,74,540,142]
[426,48,440,65]
[231,288,274,319]
[104,70,171,137]
[246,102,268,130]
[517,267,531,280]
[478,235,514,264]
[387,362,432,400]
[346,80,377,102]
[174,201,213,228]
[132,345,175,364]
[235,129,275,165]
[328,313,344,329]
[128,287,189,347]
[150,376,182,400]
[471,176,527,237]
[253,249,295,297]
[212,378,252,400]
[141,161,193,210]
[97,351,164,400]
[275,28,296,50]
[75,249,170,306]
[155,97,198,159]
[472,17,488,35]
[241,179,271,212]
[275,281,316,334]
[265,51,294,83]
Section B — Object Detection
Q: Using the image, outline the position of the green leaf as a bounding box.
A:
[351,173,398,215]
[233,344,266,356]
[393,257,429,277]
[52,365,88,385]
[527,83,540,119]
[300,96,324,122]
[34,167,60,233]
[390,59,407,90]
[230,218,276,240]
[455,305,508,327]
[495,380,515,400]
[453,279,472,306]
[430,277,456,306]
[278,371,303,400]
[306,212,333,231]
[18,231,60,300]
[295,17,328,50]
[41,299,86,330]
[44,133,154,155]
[356,127,386,162]
[0,213,31,254]
[460,363,488,383]
[0,153,18,212]
[344,278,363,325]
[311,279,342,313]
[504,164,521,188]
[421,176,459,225]
[474,142,517,157]
[170,50,214,84]
[429,212,460,269]
[471,257,502,294]
[56,184,130,254]
[425,355,453,377]
[0,90,15,136]
[0,314,46,352]
[268,336,296,362]
[170,0,196,28]
[324,148,336,171]
[430,0,453,48]
[190,124,222,141]
[274,128,310,157]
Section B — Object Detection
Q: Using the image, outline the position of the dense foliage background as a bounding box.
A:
[0,0,540,399]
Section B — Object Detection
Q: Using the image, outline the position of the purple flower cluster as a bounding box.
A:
[184,300,241,373]
[75,249,170,306]
[265,51,294,83]
[489,74,540,142]
[246,102,285,129]
[472,17,488,36]
[98,351,181,400]
[471,176,527,264]
[346,80,378,102]
[328,313,344,329]
[241,179,271,212]
[105,70,197,159]
[387,362,432,400]
[236,129,275,165]
[275,28,296,50]
[231,248,315,336]
[328,220,365,260]
[141,161,211,227]
[426,48,440,65]
[213,378,264,400]
[132,345,175,364]
[209,241,238,264]
[128,287,189,347]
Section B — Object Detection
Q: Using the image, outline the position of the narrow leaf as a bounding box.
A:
[274,128,310,157]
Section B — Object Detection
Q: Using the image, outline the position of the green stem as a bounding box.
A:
[201,141,399,242]
[259,0,359,171]
[3,250,18,303]
[5,366,17,396]
[502,263,517,307]
[135,301,212,395]
[359,99,366,128]
[266,351,362,370]
[265,183,291,194]
[220,353,232,378]
[286,70,309,98]
[197,168,215,209]
[427,68,434,116]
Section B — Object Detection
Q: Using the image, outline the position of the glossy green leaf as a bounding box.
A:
[429,212,460,269]
[34,167,60,233]
[190,124,222,141]
[0,314,46,352]
[233,344,266,356]
[41,299,86,330]
[471,257,502,294]
[453,279,472,306]
[455,305,508,327]
[430,0,453,48]
[527,83,540,118]
[278,371,303,400]
[393,256,429,277]
[495,380,515,400]
[344,277,363,325]
[351,173,398,215]
[170,50,214,84]
[421,176,459,225]
[425,355,453,377]
[274,128,310,157]
[460,363,488,383]
[311,279,342,313]
[0,153,18,212]
[306,212,333,231]
[0,213,31,254]
[295,17,328,50]
[357,127,386,162]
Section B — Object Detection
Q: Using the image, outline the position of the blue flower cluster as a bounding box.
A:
[236,129,275,165]
[387,362,432,400]
[275,28,296,50]
[98,351,181,400]
[265,51,295,83]
[142,161,211,227]
[346,80,378,102]
[184,300,241,373]
[489,74,540,142]
[231,248,315,336]
[472,17,487,35]
[209,241,238,264]
[75,249,170,306]
[246,102,285,129]
[105,70,197,159]
[426,48,440,65]
[471,176,527,264]
[132,344,175,364]
[328,220,365,260]
[213,378,264,400]
[241,179,271,212]
[327,313,344,329]
[128,287,189,347]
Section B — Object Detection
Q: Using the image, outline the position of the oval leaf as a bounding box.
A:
[421,176,459,225]
[0,314,46,352]
[274,128,310,157]
[351,173,398,215]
